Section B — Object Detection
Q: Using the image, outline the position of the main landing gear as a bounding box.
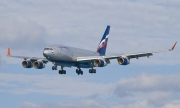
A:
[76,67,83,75]
[75,67,96,75]
[59,66,66,74]
[52,65,96,75]
[89,68,96,74]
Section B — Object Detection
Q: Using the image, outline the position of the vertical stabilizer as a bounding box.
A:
[97,25,110,56]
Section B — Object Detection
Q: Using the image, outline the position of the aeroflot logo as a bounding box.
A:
[98,35,108,49]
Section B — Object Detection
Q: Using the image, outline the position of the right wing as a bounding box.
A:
[7,48,48,63]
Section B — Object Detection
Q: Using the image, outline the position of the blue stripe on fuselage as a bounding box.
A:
[52,60,93,68]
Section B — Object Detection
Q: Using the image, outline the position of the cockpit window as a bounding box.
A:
[44,48,53,50]
[61,46,68,49]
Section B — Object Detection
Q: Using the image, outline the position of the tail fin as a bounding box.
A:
[97,25,110,56]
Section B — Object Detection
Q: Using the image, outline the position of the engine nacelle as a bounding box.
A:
[33,61,45,69]
[22,60,33,68]
[117,57,130,65]
[94,59,107,67]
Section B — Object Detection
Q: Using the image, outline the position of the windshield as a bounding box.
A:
[44,48,53,50]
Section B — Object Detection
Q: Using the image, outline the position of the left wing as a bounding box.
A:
[77,42,177,62]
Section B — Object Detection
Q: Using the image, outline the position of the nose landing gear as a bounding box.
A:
[52,65,57,70]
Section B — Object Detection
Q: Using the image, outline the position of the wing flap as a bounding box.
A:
[126,53,153,59]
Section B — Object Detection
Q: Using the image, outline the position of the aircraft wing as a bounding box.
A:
[77,42,177,62]
[7,48,48,63]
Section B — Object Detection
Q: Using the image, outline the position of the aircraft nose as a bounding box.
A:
[43,50,48,57]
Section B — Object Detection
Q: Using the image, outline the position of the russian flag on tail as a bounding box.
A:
[97,25,110,56]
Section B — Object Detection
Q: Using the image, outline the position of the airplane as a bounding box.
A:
[7,25,177,75]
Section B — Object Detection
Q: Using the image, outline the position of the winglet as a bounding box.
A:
[171,42,177,51]
[7,48,11,56]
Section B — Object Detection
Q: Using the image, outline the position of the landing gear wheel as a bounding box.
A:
[76,68,83,75]
[76,69,79,73]
[58,66,66,75]
[63,70,66,74]
[52,66,55,70]
[89,69,96,74]
[59,70,66,74]
[80,71,83,75]
[52,66,57,70]
[93,69,96,73]
[59,70,62,74]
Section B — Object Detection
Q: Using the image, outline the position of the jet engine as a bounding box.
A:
[33,61,45,69]
[94,59,107,67]
[117,57,130,65]
[22,60,33,68]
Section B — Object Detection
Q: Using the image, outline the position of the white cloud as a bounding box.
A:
[0,56,2,66]
[114,73,180,95]
[21,100,109,108]
[112,101,153,108]
[0,0,179,65]
[113,73,180,107]
[21,99,180,108]
[0,15,49,64]
[163,100,180,108]
[21,102,41,108]
[0,16,47,50]
[0,1,179,108]
[0,73,113,97]
[112,99,180,108]
[1,72,180,108]
[0,56,5,66]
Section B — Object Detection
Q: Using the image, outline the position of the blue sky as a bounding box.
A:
[0,0,180,108]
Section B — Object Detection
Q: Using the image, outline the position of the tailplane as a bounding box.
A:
[97,25,110,56]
